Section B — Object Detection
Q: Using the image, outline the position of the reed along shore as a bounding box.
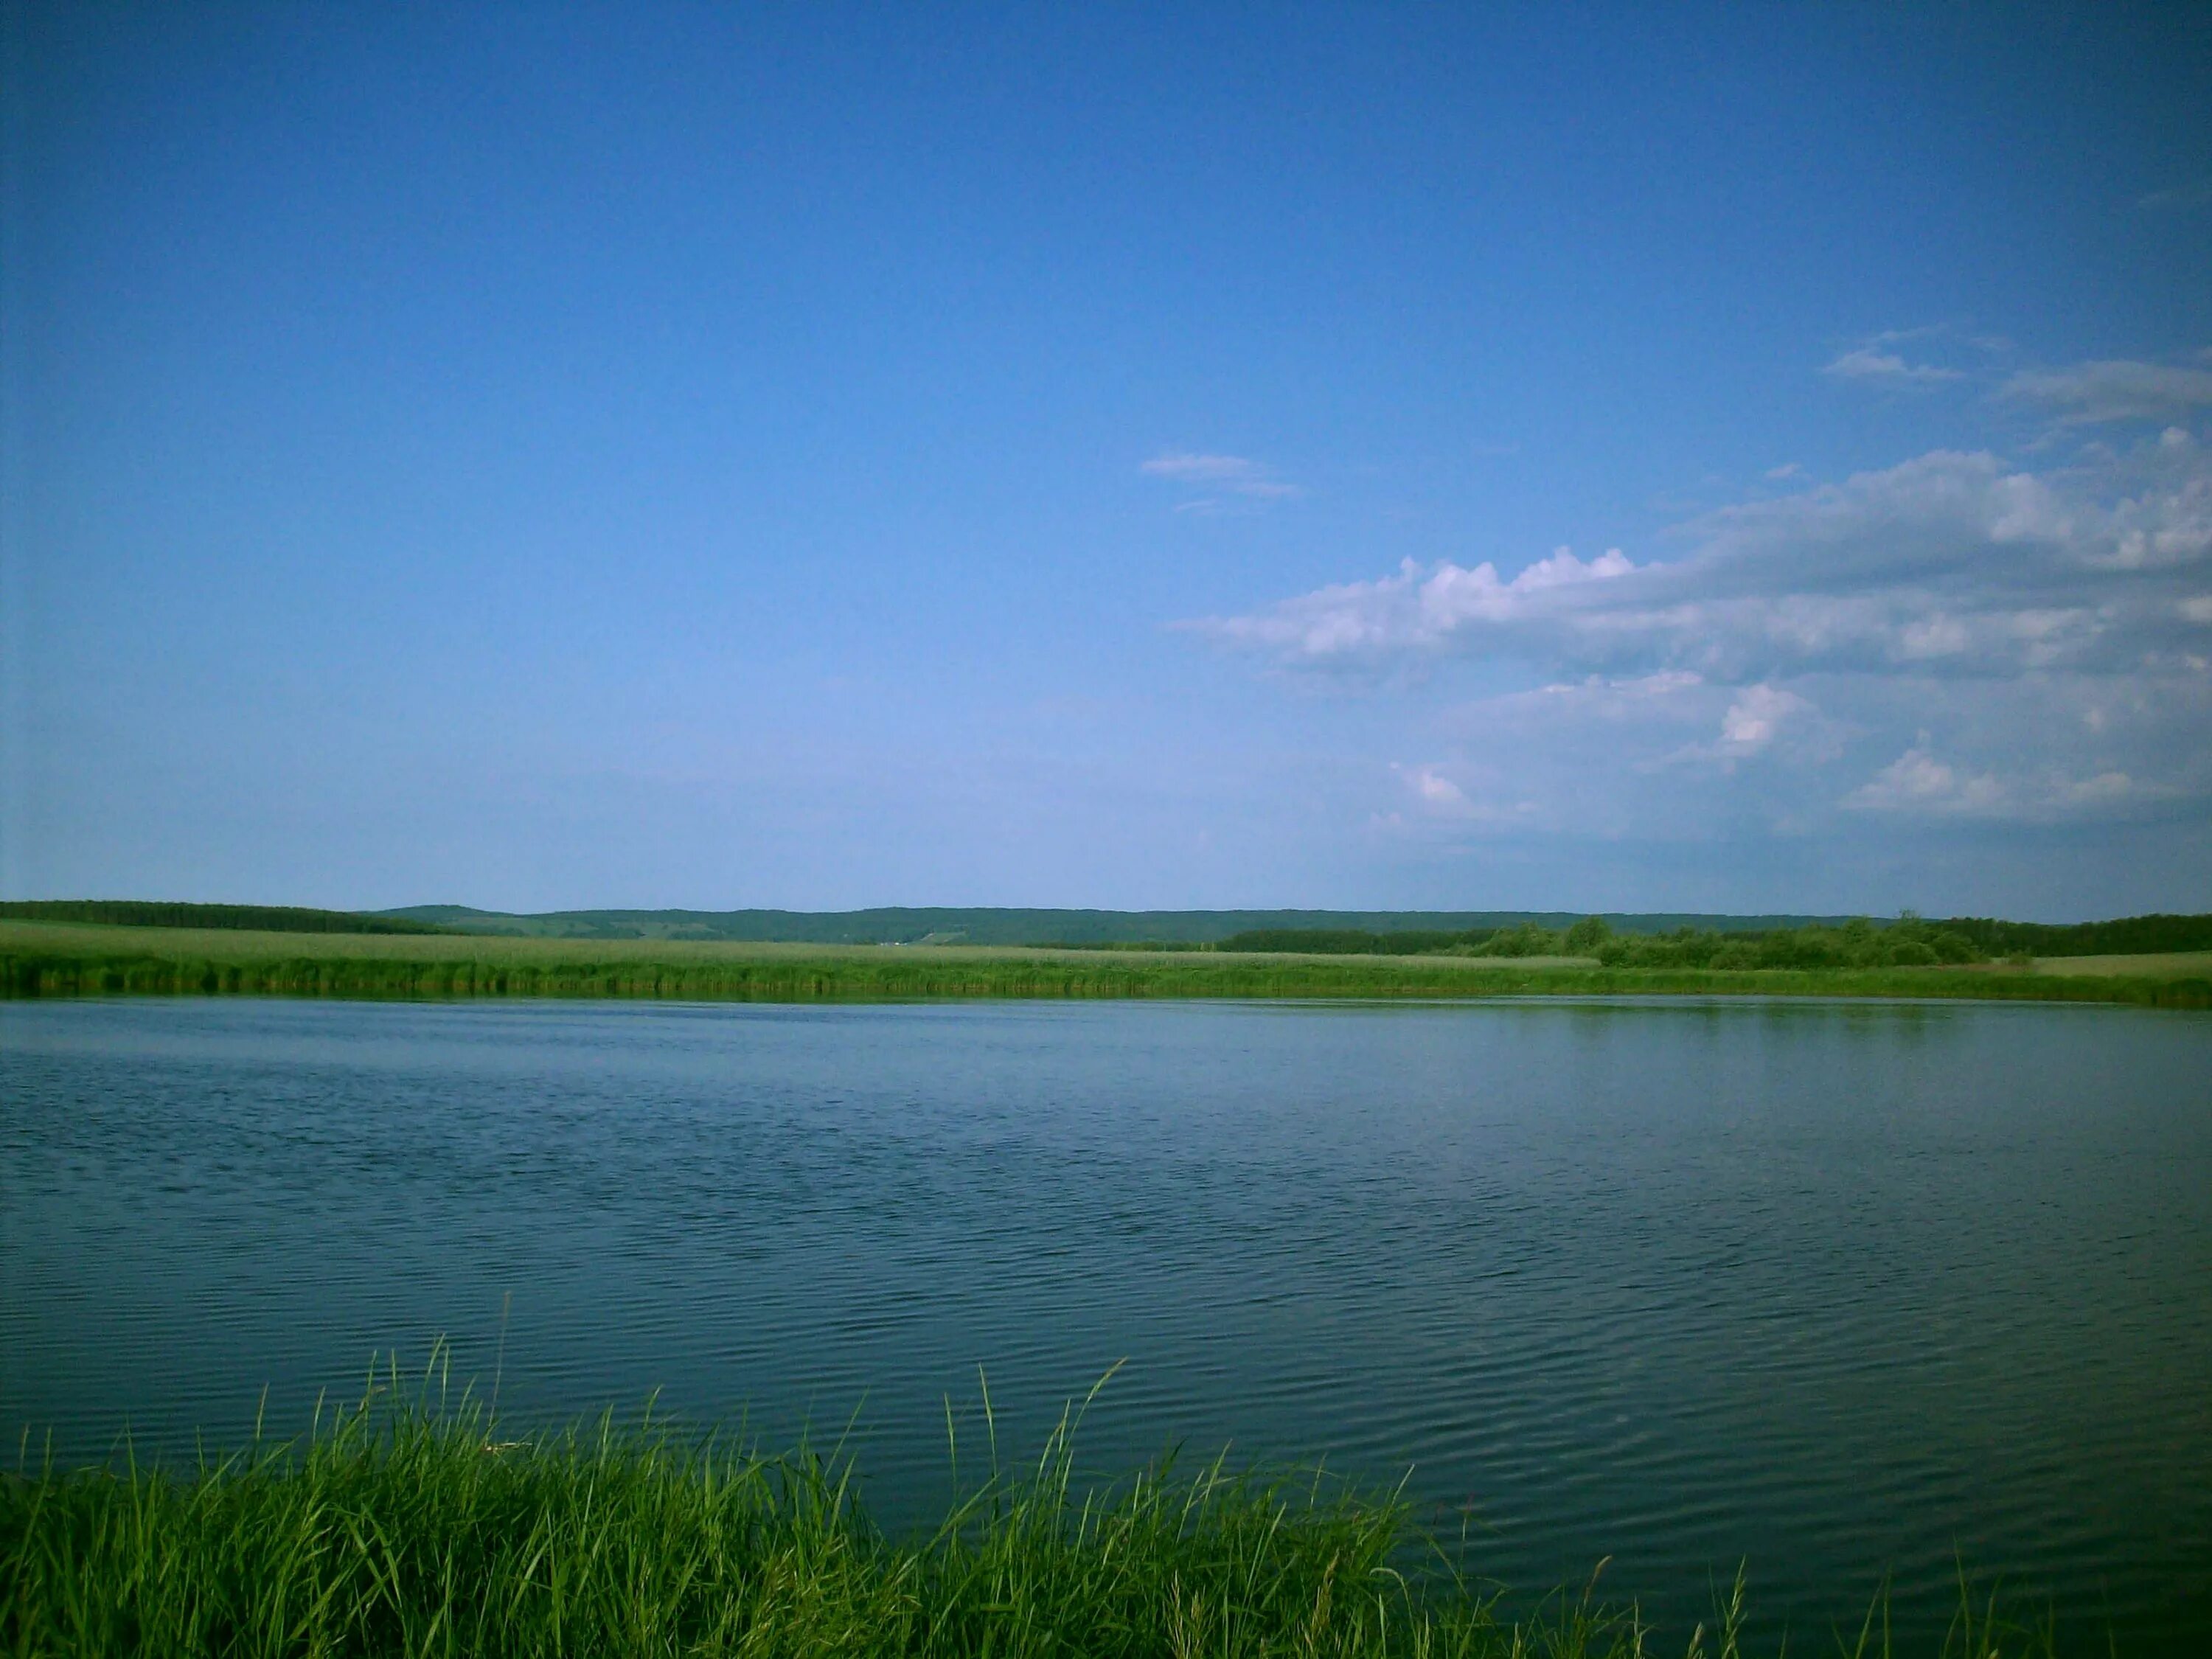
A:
[1,1368,2079,1659]
[3,919,2208,1008]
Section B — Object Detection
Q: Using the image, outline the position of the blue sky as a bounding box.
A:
[4,4,2209,919]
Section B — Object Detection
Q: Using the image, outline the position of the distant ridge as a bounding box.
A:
[10,902,2207,959]
[376,905,2212,958]
[379,905,1873,946]
[0,900,453,936]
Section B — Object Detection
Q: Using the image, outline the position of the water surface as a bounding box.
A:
[3,996,2207,1651]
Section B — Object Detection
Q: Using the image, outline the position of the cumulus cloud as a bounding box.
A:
[1189,424,2212,840]
[1846,745,2007,815]
[1718,685,1809,752]
[1141,451,1303,509]
[2002,359,2212,425]
[1198,545,1635,664]
[1843,742,2168,821]
[1410,766,1466,807]
[1192,436,2212,685]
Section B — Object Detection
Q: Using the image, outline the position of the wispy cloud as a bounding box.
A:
[1194,545,1634,664]
[2137,180,2212,212]
[1822,346,1965,386]
[1141,451,1304,511]
[2002,358,2212,425]
[1385,760,1537,827]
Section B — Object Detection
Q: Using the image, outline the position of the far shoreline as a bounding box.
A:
[5,919,2208,1010]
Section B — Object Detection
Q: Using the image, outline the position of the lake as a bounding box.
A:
[3,995,2207,1652]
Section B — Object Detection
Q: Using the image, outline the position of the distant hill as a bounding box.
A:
[377,905,1868,946]
[15,901,2202,959]
[0,900,453,936]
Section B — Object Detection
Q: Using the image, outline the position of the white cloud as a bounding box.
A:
[1823,347,1964,386]
[1846,745,2006,815]
[1189,422,2212,841]
[1382,761,1541,828]
[2137,180,2212,212]
[1141,451,1304,507]
[2055,770,2136,805]
[1845,743,2174,821]
[1197,546,1635,664]
[1644,683,1838,775]
[1411,767,1465,806]
[1718,685,1806,752]
[2003,359,2212,425]
[1194,437,2212,684]
[1142,452,1256,483]
[1764,462,1805,481]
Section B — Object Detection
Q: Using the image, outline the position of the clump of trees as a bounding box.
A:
[1588,914,1980,970]
[1447,922,1572,957]
[1933,912,2212,959]
[1212,920,1606,957]
[1210,913,1989,967]
[1029,910,2212,965]
[1214,928,1472,955]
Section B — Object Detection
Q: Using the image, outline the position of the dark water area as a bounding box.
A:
[3,996,2208,1652]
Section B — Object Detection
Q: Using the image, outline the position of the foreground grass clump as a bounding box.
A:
[4,1373,2073,1659]
[4,1382,1492,1658]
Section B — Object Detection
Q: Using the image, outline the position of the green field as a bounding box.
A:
[4,919,2208,1008]
[2017,950,2212,978]
[0,1366,2070,1658]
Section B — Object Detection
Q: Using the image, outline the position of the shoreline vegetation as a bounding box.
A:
[3,918,2208,1009]
[1,1365,2075,1659]
[10,899,2212,961]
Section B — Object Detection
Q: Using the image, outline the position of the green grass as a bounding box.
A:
[2,1362,2071,1658]
[4,919,2209,1009]
[2011,950,2212,978]
[3,919,2208,1009]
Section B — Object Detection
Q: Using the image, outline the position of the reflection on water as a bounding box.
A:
[3,996,2208,1651]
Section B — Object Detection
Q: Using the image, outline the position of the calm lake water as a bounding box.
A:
[3,996,2208,1651]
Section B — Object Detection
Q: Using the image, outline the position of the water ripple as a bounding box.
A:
[2,996,2207,1652]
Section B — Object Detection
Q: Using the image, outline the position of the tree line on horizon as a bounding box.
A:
[0,900,453,936]
[1083,911,2212,965]
[4,899,2209,961]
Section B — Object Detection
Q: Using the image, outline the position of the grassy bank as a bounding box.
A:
[4,920,2209,1008]
[1,1371,2067,1658]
